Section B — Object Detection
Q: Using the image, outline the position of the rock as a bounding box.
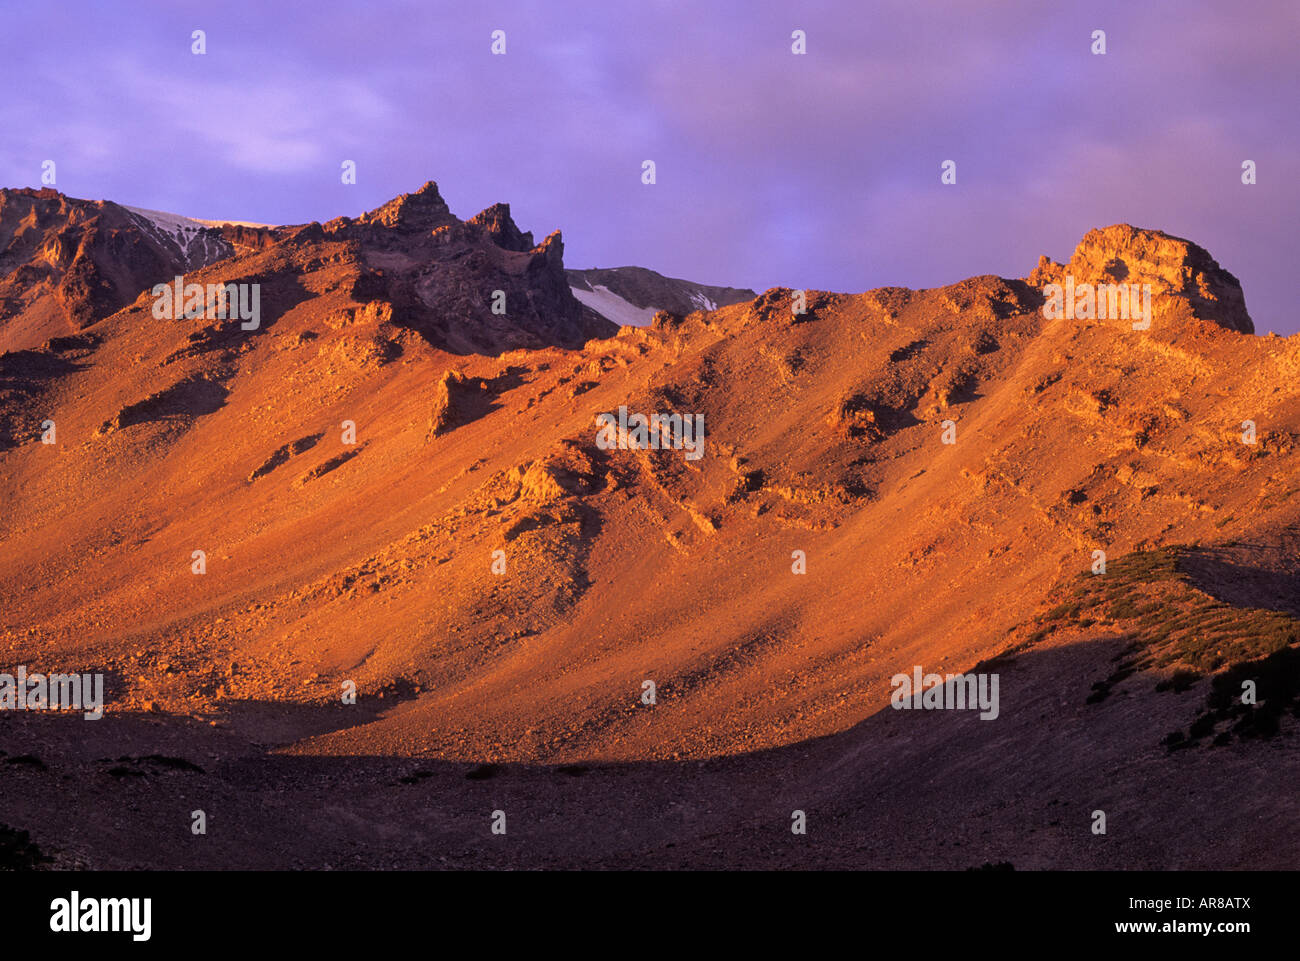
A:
[1027,224,1252,333]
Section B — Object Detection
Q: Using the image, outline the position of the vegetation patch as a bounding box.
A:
[1031,547,1299,746]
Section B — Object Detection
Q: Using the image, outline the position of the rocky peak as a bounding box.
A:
[356,180,457,233]
[1027,224,1252,334]
[467,203,534,252]
[531,229,565,269]
[322,184,613,354]
[0,188,210,350]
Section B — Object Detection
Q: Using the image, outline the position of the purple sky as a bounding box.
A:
[2,0,1296,332]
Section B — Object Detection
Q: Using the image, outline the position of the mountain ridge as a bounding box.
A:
[1,181,1296,868]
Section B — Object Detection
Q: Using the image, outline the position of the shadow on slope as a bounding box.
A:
[2,611,1297,871]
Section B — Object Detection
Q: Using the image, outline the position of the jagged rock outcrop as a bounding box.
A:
[301,181,617,352]
[467,203,535,252]
[1027,224,1253,334]
[346,180,459,235]
[0,181,619,357]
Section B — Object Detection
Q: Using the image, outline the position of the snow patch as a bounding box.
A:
[689,290,719,311]
[570,284,659,328]
[123,205,232,269]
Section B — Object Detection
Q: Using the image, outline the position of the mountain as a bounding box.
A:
[1,183,1297,869]
[0,188,235,353]
[567,265,756,326]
